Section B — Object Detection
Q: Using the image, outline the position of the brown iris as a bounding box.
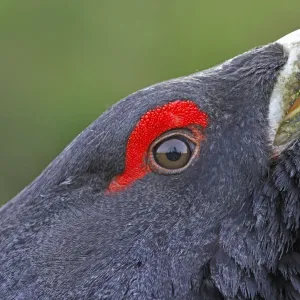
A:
[148,127,202,174]
[154,137,191,169]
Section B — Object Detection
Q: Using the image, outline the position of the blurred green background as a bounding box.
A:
[0,1,299,206]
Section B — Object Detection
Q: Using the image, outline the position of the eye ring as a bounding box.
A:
[148,126,203,175]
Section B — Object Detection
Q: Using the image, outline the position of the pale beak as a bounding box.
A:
[270,30,300,146]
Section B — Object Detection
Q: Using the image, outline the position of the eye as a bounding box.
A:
[148,128,201,174]
[154,137,193,169]
[107,101,208,193]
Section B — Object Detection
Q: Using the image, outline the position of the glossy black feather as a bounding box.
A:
[1,41,298,300]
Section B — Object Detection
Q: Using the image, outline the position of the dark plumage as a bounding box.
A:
[1,31,300,299]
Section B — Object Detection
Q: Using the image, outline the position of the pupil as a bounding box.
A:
[166,147,181,161]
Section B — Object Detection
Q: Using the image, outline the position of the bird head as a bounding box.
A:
[2,30,300,299]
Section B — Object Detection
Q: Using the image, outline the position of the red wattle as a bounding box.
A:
[107,100,208,193]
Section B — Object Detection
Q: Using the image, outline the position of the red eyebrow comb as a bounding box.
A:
[107,100,209,193]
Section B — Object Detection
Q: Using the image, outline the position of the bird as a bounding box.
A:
[1,29,300,300]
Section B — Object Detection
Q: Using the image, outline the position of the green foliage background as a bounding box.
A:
[1,1,299,205]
